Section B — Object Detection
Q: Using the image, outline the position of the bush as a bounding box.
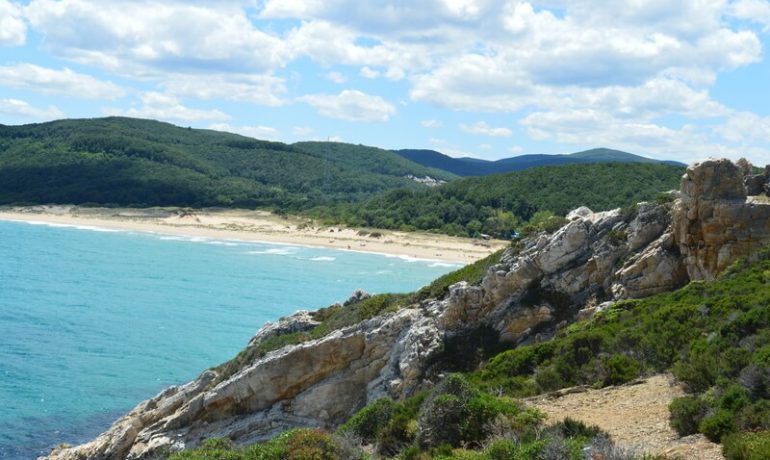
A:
[338,397,394,442]
[534,365,564,392]
[719,385,751,412]
[669,396,708,436]
[484,439,519,460]
[281,429,339,460]
[417,394,467,448]
[700,410,736,442]
[601,355,641,386]
[416,374,525,450]
[723,431,770,460]
[736,400,770,431]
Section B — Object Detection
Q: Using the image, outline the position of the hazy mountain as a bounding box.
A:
[395,147,685,176]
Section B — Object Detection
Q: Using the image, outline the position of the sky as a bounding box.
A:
[0,0,769,165]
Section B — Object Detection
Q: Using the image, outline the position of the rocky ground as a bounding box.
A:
[526,374,724,460]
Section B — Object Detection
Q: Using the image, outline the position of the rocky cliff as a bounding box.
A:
[43,159,770,460]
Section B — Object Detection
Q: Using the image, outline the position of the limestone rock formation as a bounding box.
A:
[672,159,770,280]
[42,159,770,460]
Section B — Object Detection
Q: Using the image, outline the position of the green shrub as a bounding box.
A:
[669,396,709,436]
[534,365,564,392]
[700,410,736,442]
[719,385,751,412]
[376,392,425,456]
[722,431,770,460]
[554,417,602,439]
[736,400,770,431]
[601,355,641,386]
[484,439,519,460]
[281,429,339,460]
[417,394,467,448]
[416,374,524,449]
[338,397,394,442]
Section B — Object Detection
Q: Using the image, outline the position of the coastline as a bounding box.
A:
[0,205,507,264]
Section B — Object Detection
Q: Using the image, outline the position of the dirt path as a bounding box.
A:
[524,374,724,460]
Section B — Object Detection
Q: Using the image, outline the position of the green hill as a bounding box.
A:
[395,147,685,177]
[0,117,454,209]
[310,162,686,237]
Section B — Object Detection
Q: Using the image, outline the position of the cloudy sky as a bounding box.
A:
[1,0,769,164]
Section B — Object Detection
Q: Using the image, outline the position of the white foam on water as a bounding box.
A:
[428,262,459,268]
[246,247,297,255]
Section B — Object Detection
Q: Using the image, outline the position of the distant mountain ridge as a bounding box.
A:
[395,147,686,176]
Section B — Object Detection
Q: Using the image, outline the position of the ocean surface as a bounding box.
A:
[0,219,459,459]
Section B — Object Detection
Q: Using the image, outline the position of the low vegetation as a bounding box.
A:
[169,375,661,460]
[472,248,770,455]
[170,238,770,459]
[310,163,684,237]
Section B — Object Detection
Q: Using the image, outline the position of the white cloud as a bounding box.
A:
[421,119,442,128]
[293,126,314,137]
[25,0,289,77]
[0,63,125,99]
[479,143,492,150]
[106,92,229,123]
[209,123,280,141]
[715,111,770,145]
[460,121,512,137]
[385,66,406,80]
[7,0,768,164]
[299,89,396,122]
[0,0,26,46]
[162,74,287,107]
[326,71,347,83]
[509,145,524,154]
[360,66,380,78]
[729,0,770,29]
[519,107,770,165]
[0,98,63,119]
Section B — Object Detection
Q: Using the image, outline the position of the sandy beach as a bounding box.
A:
[0,205,508,264]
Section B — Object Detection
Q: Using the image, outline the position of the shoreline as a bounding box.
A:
[0,205,508,264]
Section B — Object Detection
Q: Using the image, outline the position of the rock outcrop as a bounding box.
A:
[673,159,770,280]
[43,159,770,460]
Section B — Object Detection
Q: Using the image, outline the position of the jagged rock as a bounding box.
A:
[497,304,554,343]
[673,159,770,280]
[613,233,688,298]
[627,202,670,252]
[566,206,593,220]
[438,281,484,330]
[248,310,319,347]
[44,158,770,460]
[576,301,615,322]
[745,174,766,196]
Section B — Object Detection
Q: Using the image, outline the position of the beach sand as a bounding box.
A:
[0,205,508,264]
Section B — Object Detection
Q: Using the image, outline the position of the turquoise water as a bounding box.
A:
[0,219,458,459]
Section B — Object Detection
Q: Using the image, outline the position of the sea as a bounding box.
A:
[0,219,459,459]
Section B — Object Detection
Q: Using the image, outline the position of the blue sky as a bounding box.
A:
[1,0,769,164]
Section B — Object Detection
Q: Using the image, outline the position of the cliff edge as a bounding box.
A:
[42,159,770,460]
